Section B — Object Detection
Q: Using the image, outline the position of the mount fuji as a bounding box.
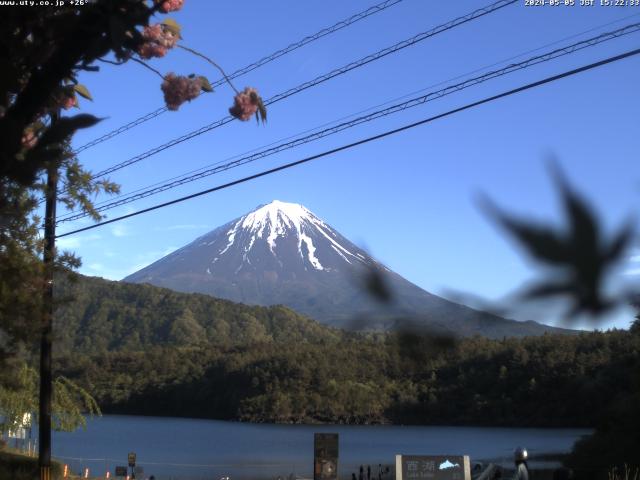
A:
[124,200,563,337]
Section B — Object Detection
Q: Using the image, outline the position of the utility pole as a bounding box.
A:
[39,110,59,480]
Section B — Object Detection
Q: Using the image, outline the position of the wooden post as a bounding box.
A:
[39,112,59,480]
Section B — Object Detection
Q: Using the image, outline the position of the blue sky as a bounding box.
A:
[56,0,640,329]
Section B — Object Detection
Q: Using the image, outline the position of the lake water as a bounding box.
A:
[45,415,590,480]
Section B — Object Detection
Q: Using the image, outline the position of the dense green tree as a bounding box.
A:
[0,364,100,433]
[0,0,265,389]
[46,278,640,436]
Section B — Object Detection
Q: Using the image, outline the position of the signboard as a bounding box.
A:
[128,452,136,467]
[314,433,339,480]
[115,466,128,477]
[395,455,470,480]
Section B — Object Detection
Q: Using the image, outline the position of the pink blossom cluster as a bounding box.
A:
[137,24,178,59]
[156,0,184,13]
[21,129,37,149]
[61,94,78,110]
[161,73,202,110]
[229,87,260,121]
[53,90,77,110]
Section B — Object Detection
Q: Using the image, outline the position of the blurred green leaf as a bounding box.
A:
[36,114,102,150]
[73,84,92,101]
[480,161,634,320]
[199,76,213,93]
[161,18,181,36]
[256,97,267,124]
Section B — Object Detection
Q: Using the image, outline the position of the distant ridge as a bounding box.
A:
[125,200,569,338]
[55,274,339,353]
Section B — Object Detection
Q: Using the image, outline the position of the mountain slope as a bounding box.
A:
[54,274,340,354]
[124,200,567,338]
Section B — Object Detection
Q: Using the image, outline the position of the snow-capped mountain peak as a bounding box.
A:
[124,200,565,337]
[217,200,364,271]
[241,200,319,235]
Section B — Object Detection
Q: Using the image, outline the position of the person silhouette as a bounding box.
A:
[511,447,529,480]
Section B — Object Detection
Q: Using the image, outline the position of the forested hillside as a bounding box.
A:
[54,275,341,352]
[53,287,640,427]
[48,274,640,471]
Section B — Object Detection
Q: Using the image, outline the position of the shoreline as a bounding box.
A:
[91,411,597,430]
[33,416,590,480]
[3,443,571,480]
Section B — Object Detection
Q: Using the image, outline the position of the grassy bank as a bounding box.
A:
[0,447,65,480]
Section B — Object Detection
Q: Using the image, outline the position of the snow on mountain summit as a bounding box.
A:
[242,200,318,237]
[218,200,364,271]
[124,200,566,337]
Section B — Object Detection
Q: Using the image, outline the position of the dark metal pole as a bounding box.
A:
[39,113,59,480]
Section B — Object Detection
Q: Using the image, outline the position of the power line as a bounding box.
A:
[197,1,405,91]
[58,22,640,221]
[56,22,640,224]
[72,107,167,155]
[86,0,517,181]
[57,12,640,220]
[71,0,404,155]
[56,47,640,239]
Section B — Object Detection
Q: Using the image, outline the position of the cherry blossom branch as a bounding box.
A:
[96,57,126,66]
[177,44,239,94]
[130,57,165,80]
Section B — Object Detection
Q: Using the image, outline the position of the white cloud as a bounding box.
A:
[56,237,81,249]
[111,224,129,237]
[162,246,177,256]
[628,254,640,263]
[130,262,152,272]
[80,245,179,281]
[80,262,144,281]
[623,267,640,276]
[56,234,101,250]
[109,247,178,280]
[156,224,210,231]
